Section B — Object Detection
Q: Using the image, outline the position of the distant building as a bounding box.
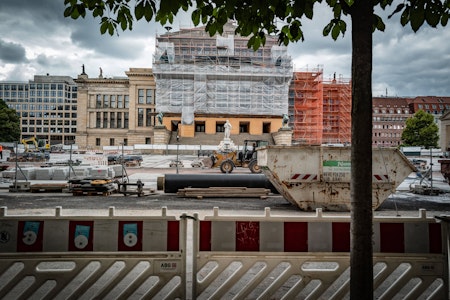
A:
[372,97,411,147]
[0,75,77,145]
[75,68,156,149]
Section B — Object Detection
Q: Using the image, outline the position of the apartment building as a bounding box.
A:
[152,22,293,140]
[372,97,411,147]
[75,68,156,149]
[0,75,77,145]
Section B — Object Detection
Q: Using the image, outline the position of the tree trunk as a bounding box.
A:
[350,2,374,299]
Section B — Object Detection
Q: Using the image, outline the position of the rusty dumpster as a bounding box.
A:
[257,145,416,211]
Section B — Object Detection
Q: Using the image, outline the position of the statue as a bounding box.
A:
[282,114,290,128]
[81,64,86,75]
[224,120,232,139]
[99,67,103,78]
[157,112,164,126]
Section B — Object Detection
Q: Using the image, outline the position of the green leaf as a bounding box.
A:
[323,22,333,36]
[331,23,340,40]
[71,9,80,19]
[100,20,108,34]
[410,3,425,31]
[135,2,145,20]
[108,23,115,35]
[192,9,200,25]
[441,13,449,26]
[400,5,410,26]
[63,7,73,18]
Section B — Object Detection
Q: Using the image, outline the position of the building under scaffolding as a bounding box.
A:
[289,68,351,145]
[152,22,292,137]
[322,75,351,144]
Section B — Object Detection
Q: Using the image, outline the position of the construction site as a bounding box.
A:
[152,22,293,140]
[289,67,351,145]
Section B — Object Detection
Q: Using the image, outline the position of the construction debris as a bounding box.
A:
[69,177,117,196]
[177,187,271,199]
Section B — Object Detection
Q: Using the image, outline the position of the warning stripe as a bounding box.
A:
[0,219,180,253]
[290,174,318,181]
[373,174,390,181]
[199,221,442,254]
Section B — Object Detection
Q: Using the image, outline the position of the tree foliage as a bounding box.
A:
[64,0,449,48]
[401,109,439,148]
[0,99,21,142]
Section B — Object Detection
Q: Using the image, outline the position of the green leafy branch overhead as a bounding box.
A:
[64,0,450,48]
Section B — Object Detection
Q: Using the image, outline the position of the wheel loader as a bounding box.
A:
[204,139,268,173]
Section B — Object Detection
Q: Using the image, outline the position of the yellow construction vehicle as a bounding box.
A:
[21,137,50,152]
[204,139,269,173]
[17,137,50,161]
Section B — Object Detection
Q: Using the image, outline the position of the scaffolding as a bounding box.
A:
[290,68,324,145]
[322,75,352,144]
[153,23,293,125]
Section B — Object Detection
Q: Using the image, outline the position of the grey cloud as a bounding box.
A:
[0,40,27,63]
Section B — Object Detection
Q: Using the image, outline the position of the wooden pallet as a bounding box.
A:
[177,187,271,199]
[72,189,115,196]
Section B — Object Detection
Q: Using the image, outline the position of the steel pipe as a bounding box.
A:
[161,173,278,193]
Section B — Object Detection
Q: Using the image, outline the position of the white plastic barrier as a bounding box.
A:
[0,206,186,300]
[193,208,449,299]
[0,207,448,300]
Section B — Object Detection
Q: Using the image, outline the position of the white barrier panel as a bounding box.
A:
[0,207,186,300]
[194,208,449,300]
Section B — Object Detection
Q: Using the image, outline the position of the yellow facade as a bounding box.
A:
[162,116,283,138]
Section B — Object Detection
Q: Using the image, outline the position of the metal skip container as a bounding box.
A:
[257,145,416,211]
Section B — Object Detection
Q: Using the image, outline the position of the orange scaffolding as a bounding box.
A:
[289,70,352,145]
[290,69,324,145]
[322,75,351,144]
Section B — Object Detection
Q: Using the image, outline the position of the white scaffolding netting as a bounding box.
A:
[153,40,292,124]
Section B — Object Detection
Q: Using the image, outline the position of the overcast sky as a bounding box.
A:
[0,0,449,97]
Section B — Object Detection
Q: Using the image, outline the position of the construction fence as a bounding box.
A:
[0,207,448,299]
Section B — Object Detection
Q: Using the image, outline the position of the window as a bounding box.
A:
[239,122,249,133]
[138,108,144,126]
[96,95,102,108]
[110,138,115,146]
[216,122,225,133]
[195,121,205,132]
[96,138,100,146]
[146,89,153,104]
[110,95,116,108]
[103,95,109,108]
[263,122,271,133]
[117,112,122,128]
[96,113,101,128]
[124,112,129,128]
[145,137,151,144]
[123,138,128,146]
[117,95,123,108]
[124,95,129,108]
[138,89,144,104]
[103,112,108,128]
[110,112,115,128]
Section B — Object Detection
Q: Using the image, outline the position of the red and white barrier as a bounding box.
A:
[0,213,180,253]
